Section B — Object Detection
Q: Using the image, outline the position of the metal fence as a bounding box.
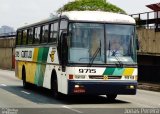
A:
[130,10,160,32]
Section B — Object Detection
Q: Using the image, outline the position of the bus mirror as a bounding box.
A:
[136,34,139,50]
[136,38,139,50]
[61,32,68,72]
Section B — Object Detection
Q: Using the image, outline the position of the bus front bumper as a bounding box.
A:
[68,80,137,95]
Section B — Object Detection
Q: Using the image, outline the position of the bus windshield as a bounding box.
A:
[68,22,137,65]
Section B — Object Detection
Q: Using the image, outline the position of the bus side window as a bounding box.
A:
[17,31,22,45]
[34,27,41,44]
[28,28,33,44]
[49,22,58,43]
[42,25,49,43]
[22,30,27,45]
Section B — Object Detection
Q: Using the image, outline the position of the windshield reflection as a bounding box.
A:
[106,24,137,64]
[68,23,105,64]
[68,23,137,64]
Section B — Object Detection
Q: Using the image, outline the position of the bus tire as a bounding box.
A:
[51,71,62,99]
[22,66,29,89]
[106,94,117,101]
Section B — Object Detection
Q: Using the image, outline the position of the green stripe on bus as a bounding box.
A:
[37,47,49,62]
[103,68,115,75]
[112,68,124,76]
[34,47,49,86]
[34,64,47,86]
[34,64,41,85]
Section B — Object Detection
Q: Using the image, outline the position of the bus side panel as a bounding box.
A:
[56,65,68,94]
[15,60,47,86]
[43,47,61,89]
[17,61,47,86]
[42,65,53,89]
[42,64,68,94]
[15,47,69,94]
[25,62,37,84]
[15,61,25,80]
[15,60,36,83]
[43,47,68,94]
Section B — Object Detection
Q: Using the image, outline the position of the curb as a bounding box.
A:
[138,82,160,92]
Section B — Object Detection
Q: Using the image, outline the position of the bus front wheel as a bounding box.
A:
[51,79,62,99]
[106,94,117,101]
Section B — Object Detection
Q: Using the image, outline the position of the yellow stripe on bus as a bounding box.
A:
[123,68,135,76]
[33,48,39,62]
[26,63,37,84]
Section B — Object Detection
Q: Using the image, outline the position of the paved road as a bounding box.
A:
[0,69,160,114]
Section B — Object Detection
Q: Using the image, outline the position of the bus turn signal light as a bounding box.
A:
[69,74,73,79]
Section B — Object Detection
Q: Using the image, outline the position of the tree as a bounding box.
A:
[57,0,126,14]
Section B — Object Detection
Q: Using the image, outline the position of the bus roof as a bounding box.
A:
[62,11,135,24]
[17,11,135,30]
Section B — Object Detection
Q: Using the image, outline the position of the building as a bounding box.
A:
[131,2,160,83]
[0,25,15,36]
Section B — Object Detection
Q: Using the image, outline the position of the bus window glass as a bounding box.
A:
[28,28,33,44]
[50,22,58,43]
[68,23,137,64]
[17,31,21,45]
[42,25,49,43]
[34,27,41,44]
[22,30,27,45]
[106,24,137,64]
[68,23,105,64]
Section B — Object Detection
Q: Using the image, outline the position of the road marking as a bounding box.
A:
[1,84,7,86]
[21,91,30,95]
[62,106,83,113]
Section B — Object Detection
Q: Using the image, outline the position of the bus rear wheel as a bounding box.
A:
[22,67,29,89]
[106,94,117,101]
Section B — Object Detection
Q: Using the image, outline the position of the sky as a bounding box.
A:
[0,0,160,29]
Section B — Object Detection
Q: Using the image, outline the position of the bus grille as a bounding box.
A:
[108,76,121,79]
[89,75,122,79]
[89,75,103,79]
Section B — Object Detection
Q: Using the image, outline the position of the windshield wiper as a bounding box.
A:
[88,47,101,67]
[114,54,123,67]
[89,41,101,67]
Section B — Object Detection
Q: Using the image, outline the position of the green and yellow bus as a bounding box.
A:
[15,11,138,100]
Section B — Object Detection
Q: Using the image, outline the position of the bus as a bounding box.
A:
[15,11,138,100]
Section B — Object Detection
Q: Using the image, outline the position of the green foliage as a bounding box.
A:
[57,0,126,14]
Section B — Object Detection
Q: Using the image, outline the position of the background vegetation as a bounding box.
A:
[57,0,126,14]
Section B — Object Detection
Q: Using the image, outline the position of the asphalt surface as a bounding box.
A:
[0,69,160,114]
